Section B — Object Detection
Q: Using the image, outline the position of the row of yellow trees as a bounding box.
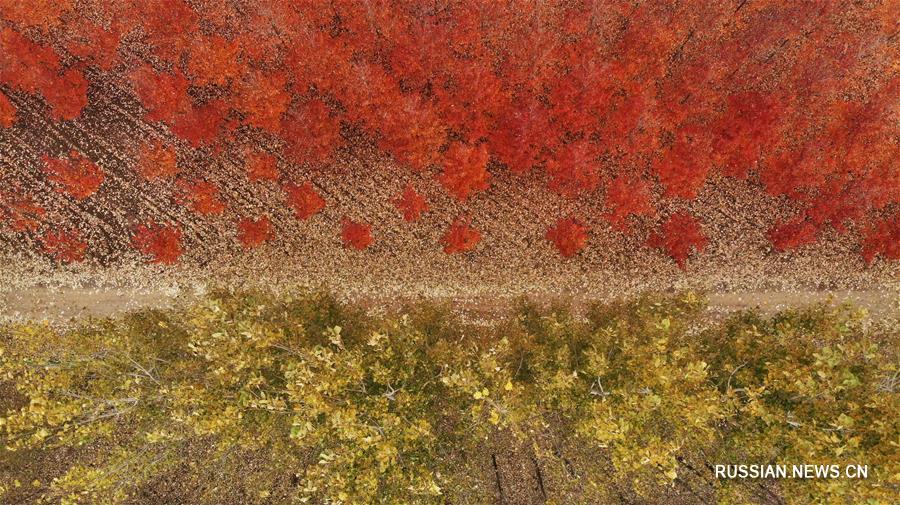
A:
[1,291,897,504]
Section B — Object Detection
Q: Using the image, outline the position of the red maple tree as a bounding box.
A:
[236,70,291,133]
[647,213,708,269]
[341,218,373,250]
[283,182,325,220]
[42,151,104,200]
[0,190,45,232]
[653,128,711,199]
[246,151,279,182]
[546,217,590,258]
[170,101,227,147]
[0,90,16,127]
[439,143,490,201]
[40,68,88,121]
[0,27,88,120]
[186,34,243,86]
[237,216,273,249]
[39,229,87,263]
[545,141,602,198]
[860,214,899,263]
[129,66,192,124]
[604,175,655,232]
[280,99,342,166]
[442,217,481,254]
[393,184,429,222]
[176,179,226,215]
[131,222,183,264]
[65,24,122,71]
[137,141,179,180]
[767,217,819,252]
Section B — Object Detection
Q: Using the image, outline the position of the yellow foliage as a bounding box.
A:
[0,291,895,503]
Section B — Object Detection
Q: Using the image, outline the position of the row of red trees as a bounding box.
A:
[0,0,897,267]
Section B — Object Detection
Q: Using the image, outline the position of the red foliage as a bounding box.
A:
[129,66,191,124]
[283,182,325,220]
[545,141,601,198]
[767,217,819,252]
[604,175,655,232]
[647,213,708,269]
[280,99,342,165]
[0,190,45,232]
[860,214,899,263]
[805,179,867,234]
[0,0,72,30]
[186,35,243,86]
[488,98,551,174]
[341,218,373,250]
[41,68,89,121]
[653,129,711,199]
[237,70,291,133]
[0,28,88,120]
[137,141,179,180]
[434,61,509,139]
[42,151,105,200]
[545,218,589,258]
[759,146,825,198]
[0,1,896,265]
[246,151,279,182]
[0,28,60,94]
[176,179,226,215]
[126,0,197,62]
[439,143,490,201]
[131,222,183,264]
[393,184,429,222]
[378,97,446,171]
[40,229,87,263]
[442,218,481,254]
[711,92,782,178]
[65,25,122,70]
[170,101,227,147]
[237,216,273,249]
[0,90,15,127]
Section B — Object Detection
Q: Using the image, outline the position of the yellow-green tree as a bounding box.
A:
[1,291,896,504]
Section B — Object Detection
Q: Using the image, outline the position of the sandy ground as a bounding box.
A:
[2,282,896,325]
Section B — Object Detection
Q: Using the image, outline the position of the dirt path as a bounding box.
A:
[2,283,896,325]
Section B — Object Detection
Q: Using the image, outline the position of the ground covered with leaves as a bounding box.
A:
[1,291,897,504]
